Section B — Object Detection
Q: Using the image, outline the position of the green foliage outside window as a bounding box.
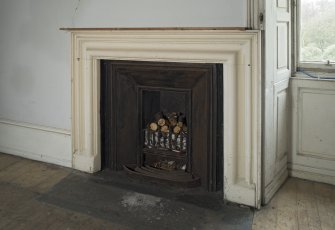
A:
[301,0,335,62]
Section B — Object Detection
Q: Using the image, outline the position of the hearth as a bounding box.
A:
[100,60,223,191]
[70,30,261,207]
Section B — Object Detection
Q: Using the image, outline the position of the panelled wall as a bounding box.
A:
[290,79,335,185]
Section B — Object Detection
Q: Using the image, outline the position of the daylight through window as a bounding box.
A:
[300,0,335,63]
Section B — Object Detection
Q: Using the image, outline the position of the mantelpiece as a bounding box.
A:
[68,28,261,208]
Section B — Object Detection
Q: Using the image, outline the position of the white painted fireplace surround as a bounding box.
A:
[70,29,261,208]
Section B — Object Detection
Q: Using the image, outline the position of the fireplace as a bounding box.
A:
[70,30,261,207]
[100,61,223,191]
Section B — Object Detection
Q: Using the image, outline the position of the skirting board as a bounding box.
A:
[289,163,335,186]
[0,119,72,167]
[263,167,288,205]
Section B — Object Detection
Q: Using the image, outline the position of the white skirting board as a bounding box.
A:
[289,163,335,186]
[0,119,72,167]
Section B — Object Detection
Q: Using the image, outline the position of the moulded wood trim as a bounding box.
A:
[0,120,72,167]
[70,30,262,208]
[297,88,335,160]
[0,119,71,135]
[289,78,335,187]
[60,27,247,31]
[263,166,288,204]
[289,164,335,185]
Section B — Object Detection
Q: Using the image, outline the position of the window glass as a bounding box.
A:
[300,0,335,63]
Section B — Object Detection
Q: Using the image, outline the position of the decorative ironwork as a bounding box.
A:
[143,111,188,171]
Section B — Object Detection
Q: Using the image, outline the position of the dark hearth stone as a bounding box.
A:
[38,171,253,230]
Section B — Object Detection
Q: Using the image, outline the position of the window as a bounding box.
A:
[298,0,335,68]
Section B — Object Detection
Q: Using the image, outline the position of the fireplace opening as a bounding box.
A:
[100,60,223,191]
[143,110,189,171]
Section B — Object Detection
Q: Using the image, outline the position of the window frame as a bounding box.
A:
[294,0,335,72]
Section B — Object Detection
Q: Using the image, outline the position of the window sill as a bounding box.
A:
[298,61,334,71]
[293,71,335,81]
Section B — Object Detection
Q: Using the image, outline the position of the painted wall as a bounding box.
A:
[0,0,247,130]
[289,78,335,185]
[0,0,247,166]
[0,0,77,129]
[73,0,247,28]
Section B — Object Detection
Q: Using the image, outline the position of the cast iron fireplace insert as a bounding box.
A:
[100,60,223,192]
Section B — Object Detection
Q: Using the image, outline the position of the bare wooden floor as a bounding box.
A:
[0,152,334,229]
[253,178,335,230]
[0,153,127,230]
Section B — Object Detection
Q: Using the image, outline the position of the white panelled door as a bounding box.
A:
[262,0,292,204]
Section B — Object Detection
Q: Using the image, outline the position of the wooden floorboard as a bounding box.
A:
[1,152,334,229]
[296,179,322,230]
[253,178,335,230]
[275,179,299,230]
[0,153,128,230]
[0,152,254,229]
[314,182,335,230]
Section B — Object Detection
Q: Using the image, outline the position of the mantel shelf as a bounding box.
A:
[70,29,261,207]
[59,27,248,31]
